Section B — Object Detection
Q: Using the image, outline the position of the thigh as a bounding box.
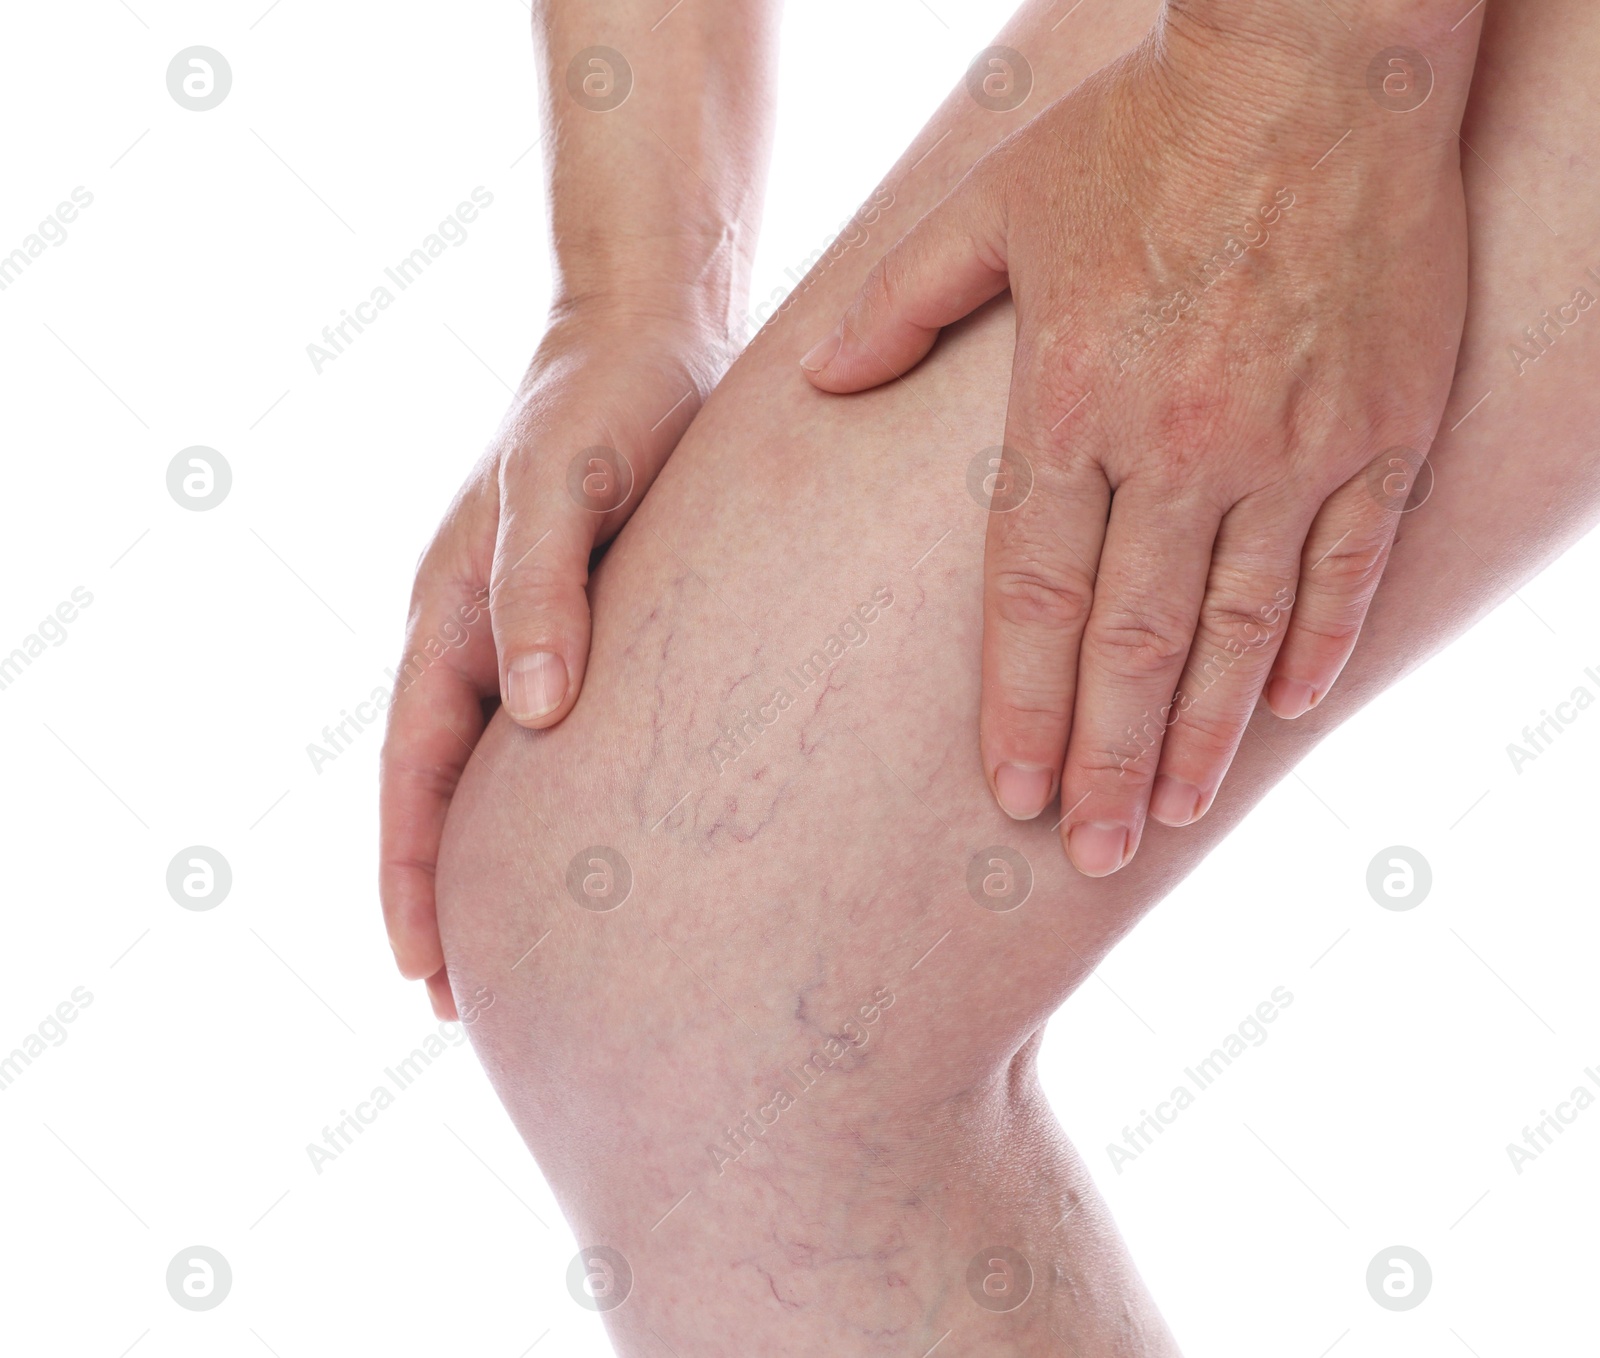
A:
[437,0,1600,1204]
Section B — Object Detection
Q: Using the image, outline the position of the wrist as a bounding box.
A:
[551,229,753,346]
[1159,0,1483,133]
[536,288,741,392]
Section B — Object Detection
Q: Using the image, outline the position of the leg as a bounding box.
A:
[437,1,1600,1352]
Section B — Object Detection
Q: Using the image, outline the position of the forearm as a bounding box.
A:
[532,0,782,344]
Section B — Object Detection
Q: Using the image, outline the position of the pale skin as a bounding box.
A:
[396,0,1600,1352]
[803,0,1486,877]
[379,0,782,1006]
[386,0,1491,930]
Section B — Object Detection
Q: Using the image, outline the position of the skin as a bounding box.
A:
[803,0,1487,875]
[379,0,782,1009]
[379,0,1496,1007]
[424,1,1600,1352]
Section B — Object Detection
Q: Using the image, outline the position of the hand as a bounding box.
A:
[802,10,1478,876]
[380,304,725,1015]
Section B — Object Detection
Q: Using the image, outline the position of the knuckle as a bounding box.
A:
[1196,597,1280,652]
[490,569,587,648]
[499,441,543,482]
[491,550,568,602]
[992,691,1072,733]
[862,255,902,323]
[1075,739,1156,790]
[379,750,463,804]
[1167,688,1243,750]
[1306,531,1392,597]
[1153,386,1229,481]
[1084,609,1191,676]
[1290,608,1364,651]
[989,563,1096,634]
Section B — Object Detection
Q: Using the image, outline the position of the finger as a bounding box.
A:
[1266,464,1407,718]
[379,553,499,981]
[492,455,606,729]
[1149,490,1310,827]
[426,967,458,1022]
[980,349,1111,821]
[800,170,1010,392]
[1058,485,1217,876]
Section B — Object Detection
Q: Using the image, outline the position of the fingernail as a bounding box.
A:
[507,650,567,721]
[799,328,842,373]
[1066,821,1129,878]
[994,763,1054,820]
[1149,774,1202,827]
[1267,677,1316,720]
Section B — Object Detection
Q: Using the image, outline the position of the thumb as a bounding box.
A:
[801,173,1010,392]
[491,466,606,728]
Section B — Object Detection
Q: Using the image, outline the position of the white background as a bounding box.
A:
[1,2,1595,1355]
